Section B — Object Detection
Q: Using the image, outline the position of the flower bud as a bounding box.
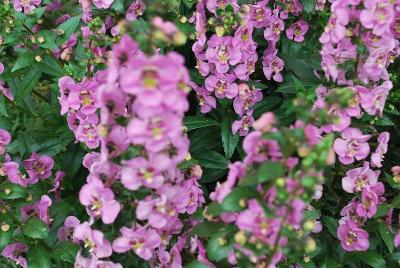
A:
[35,55,42,62]
[305,238,316,253]
[234,231,246,245]
[1,223,10,232]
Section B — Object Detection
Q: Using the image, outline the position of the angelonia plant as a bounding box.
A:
[0,0,399,267]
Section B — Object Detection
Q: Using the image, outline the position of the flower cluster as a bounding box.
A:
[59,72,105,149]
[190,0,308,136]
[200,109,335,266]
[0,129,66,267]
[67,35,205,266]
[317,0,400,252]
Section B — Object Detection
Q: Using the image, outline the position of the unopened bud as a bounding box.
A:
[305,238,316,253]
[57,29,65,36]
[37,36,45,43]
[303,256,310,263]
[217,237,227,246]
[1,223,10,232]
[276,177,285,187]
[4,188,11,195]
[35,55,42,62]
[179,16,187,23]
[172,32,187,46]
[234,231,246,245]
[239,198,247,208]
[97,125,108,138]
[303,220,315,232]
[215,26,225,36]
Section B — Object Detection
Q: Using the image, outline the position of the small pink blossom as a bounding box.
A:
[333,128,371,165]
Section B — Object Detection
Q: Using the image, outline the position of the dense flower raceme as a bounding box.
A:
[317,0,400,252]
[190,0,308,136]
[196,110,335,267]
[58,35,206,267]
[0,129,69,267]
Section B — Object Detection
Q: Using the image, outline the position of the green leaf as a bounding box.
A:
[0,225,12,251]
[11,52,36,72]
[221,187,259,212]
[240,161,285,186]
[221,113,239,159]
[16,68,42,101]
[374,204,389,218]
[21,218,49,239]
[38,55,63,76]
[53,242,79,263]
[206,226,235,262]
[184,116,218,131]
[200,168,228,183]
[378,223,394,254]
[27,243,52,268]
[0,95,9,117]
[323,216,338,238]
[0,182,27,200]
[194,151,228,170]
[301,0,317,13]
[391,194,400,208]
[184,261,209,268]
[191,221,226,237]
[345,251,386,268]
[56,16,81,45]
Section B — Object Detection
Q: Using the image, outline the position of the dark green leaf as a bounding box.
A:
[221,113,239,159]
[16,68,42,101]
[194,151,228,170]
[27,243,52,268]
[378,223,394,254]
[191,221,226,237]
[184,116,218,131]
[0,182,27,200]
[323,216,338,238]
[11,52,36,72]
[240,161,285,186]
[21,218,49,239]
[56,16,81,45]
[221,187,259,212]
[53,242,80,263]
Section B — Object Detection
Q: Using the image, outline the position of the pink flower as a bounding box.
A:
[252,112,276,133]
[1,243,28,268]
[0,129,11,155]
[371,132,390,168]
[333,128,371,165]
[4,161,30,187]
[91,0,113,8]
[79,176,121,224]
[205,35,242,74]
[262,49,284,82]
[356,183,385,218]
[21,195,52,225]
[205,73,238,99]
[73,222,112,258]
[190,82,217,113]
[113,226,161,260]
[57,216,80,243]
[359,81,392,116]
[236,199,280,244]
[12,0,41,14]
[0,81,13,101]
[395,232,400,248]
[337,220,369,251]
[121,156,168,190]
[126,0,145,21]
[232,113,255,136]
[243,131,282,164]
[23,153,54,183]
[286,20,309,42]
[342,162,379,193]
[206,0,237,13]
[359,0,395,36]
